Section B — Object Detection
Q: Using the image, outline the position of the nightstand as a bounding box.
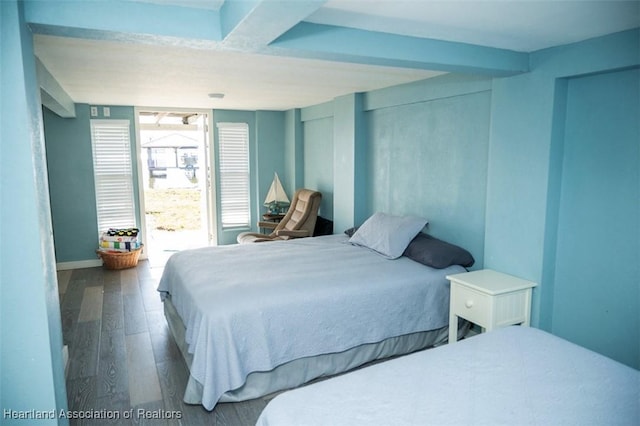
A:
[447,269,537,343]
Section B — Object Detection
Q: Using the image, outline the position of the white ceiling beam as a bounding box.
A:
[35,58,76,118]
[220,0,327,50]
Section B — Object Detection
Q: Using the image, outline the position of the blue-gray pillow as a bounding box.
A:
[344,226,358,237]
[403,233,475,269]
[348,212,428,259]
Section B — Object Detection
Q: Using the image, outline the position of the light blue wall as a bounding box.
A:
[213,109,256,245]
[333,93,367,232]
[551,68,639,368]
[0,0,69,422]
[256,110,286,215]
[300,74,491,265]
[298,31,639,368]
[284,109,304,194]
[366,83,491,267]
[301,103,334,220]
[44,107,284,251]
[485,29,639,368]
[44,105,97,262]
[213,109,286,245]
[43,104,139,263]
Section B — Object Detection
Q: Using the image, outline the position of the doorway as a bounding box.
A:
[135,108,215,267]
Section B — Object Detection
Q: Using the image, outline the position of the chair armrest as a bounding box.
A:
[258,221,278,230]
[275,229,310,238]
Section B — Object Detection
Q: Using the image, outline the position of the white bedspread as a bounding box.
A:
[157,234,464,410]
[257,326,640,426]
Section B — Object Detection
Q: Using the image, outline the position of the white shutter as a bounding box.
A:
[90,119,136,233]
[217,122,250,228]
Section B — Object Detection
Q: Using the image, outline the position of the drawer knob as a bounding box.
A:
[465,300,474,308]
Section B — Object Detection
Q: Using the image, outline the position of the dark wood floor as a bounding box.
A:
[58,260,269,426]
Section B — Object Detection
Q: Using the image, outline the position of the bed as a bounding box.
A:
[157,216,474,410]
[257,326,640,426]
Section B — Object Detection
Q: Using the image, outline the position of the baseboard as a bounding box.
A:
[56,254,149,270]
[56,259,102,271]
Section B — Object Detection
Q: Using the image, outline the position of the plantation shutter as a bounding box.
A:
[217,122,250,228]
[90,119,136,233]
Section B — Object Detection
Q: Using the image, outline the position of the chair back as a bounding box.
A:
[271,189,322,238]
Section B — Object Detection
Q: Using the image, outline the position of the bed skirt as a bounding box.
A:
[163,296,469,406]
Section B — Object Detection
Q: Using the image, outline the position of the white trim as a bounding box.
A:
[56,259,103,271]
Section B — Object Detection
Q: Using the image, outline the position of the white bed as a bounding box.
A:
[257,326,640,426]
[157,234,467,410]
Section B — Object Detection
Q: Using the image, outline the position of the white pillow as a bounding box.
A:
[349,212,428,259]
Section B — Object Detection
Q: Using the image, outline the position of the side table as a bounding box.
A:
[447,269,537,343]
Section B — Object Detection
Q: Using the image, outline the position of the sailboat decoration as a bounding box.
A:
[264,172,290,214]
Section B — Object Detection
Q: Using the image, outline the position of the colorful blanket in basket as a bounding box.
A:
[99,240,141,251]
[100,228,141,252]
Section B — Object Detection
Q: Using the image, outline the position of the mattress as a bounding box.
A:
[257,326,640,426]
[164,297,468,404]
[157,234,465,409]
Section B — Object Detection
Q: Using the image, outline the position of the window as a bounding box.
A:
[217,122,250,228]
[90,119,136,233]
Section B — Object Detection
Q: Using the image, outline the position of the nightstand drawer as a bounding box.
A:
[451,284,491,325]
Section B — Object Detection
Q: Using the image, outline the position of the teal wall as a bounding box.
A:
[333,94,368,232]
[551,68,639,367]
[284,109,304,194]
[213,109,286,245]
[1,0,69,422]
[35,27,640,371]
[43,106,286,251]
[43,104,139,263]
[484,30,639,368]
[366,84,490,266]
[256,110,286,216]
[301,103,334,220]
[299,74,491,265]
[44,105,97,262]
[298,31,639,368]
[6,10,640,424]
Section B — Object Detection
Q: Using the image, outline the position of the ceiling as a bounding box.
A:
[32,0,640,112]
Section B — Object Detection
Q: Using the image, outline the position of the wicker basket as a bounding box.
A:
[97,246,142,270]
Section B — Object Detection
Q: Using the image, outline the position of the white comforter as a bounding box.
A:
[257,326,640,426]
[157,234,463,410]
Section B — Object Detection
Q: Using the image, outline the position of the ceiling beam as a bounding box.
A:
[35,58,75,118]
[269,22,529,77]
[24,0,222,47]
[220,0,327,51]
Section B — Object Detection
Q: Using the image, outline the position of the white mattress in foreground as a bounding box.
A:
[257,326,640,426]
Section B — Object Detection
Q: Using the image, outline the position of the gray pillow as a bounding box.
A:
[403,233,475,269]
[344,226,358,237]
[348,212,428,259]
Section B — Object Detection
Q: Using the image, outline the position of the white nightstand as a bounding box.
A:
[447,269,537,343]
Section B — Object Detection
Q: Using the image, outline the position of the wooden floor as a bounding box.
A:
[58,260,270,426]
